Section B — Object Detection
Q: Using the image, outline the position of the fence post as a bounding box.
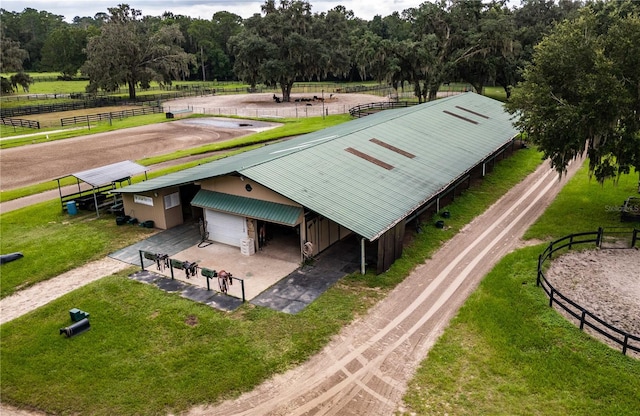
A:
[622,334,629,356]
[579,310,586,330]
[240,279,245,302]
[569,235,573,250]
[139,250,145,271]
[632,229,638,248]
[548,288,554,307]
[537,255,542,286]
[596,227,603,247]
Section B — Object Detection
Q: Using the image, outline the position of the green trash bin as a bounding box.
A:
[69,308,89,322]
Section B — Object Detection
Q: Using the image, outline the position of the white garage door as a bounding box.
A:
[205,210,246,247]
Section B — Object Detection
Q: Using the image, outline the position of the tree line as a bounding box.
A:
[1,0,582,101]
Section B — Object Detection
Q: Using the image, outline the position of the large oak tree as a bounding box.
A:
[81,4,194,99]
[506,3,640,185]
[229,0,351,102]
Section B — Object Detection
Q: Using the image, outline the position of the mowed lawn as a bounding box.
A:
[402,164,640,415]
[3,78,637,414]
[1,147,547,415]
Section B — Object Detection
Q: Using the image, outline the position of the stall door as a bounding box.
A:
[205,210,246,247]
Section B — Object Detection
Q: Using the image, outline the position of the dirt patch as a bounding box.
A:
[185,315,199,327]
[164,92,391,118]
[544,248,640,356]
[0,117,276,191]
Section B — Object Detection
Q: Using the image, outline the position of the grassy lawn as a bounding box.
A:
[0,273,367,415]
[402,163,640,415]
[4,77,638,414]
[0,147,545,415]
[525,164,640,239]
[0,201,156,299]
[483,86,508,101]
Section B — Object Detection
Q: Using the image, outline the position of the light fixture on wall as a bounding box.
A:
[240,176,245,181]
[154,192,158,197]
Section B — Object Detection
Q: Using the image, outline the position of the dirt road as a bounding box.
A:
[0,158,578,416]
[179,159,581,415]
[0,92,584,415]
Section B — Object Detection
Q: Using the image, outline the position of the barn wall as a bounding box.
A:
[304,214,352,256]
[200,176,301,207]
[376,221,406,274]
[121,186,183,230]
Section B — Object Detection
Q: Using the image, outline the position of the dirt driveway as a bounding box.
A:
[0,157,585,416]
[181,158,584,416]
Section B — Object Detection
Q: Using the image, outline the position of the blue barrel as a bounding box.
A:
[67,201,78,215]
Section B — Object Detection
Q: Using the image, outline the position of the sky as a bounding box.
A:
[2,0,433,22]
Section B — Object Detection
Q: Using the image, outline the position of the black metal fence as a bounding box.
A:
[0,117,40,129]
[60,106,162,127]
[349,101,418,118]
[537,227,639,355]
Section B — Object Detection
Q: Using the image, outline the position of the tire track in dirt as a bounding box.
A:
[185,159,581,415]
[0,159,580,416]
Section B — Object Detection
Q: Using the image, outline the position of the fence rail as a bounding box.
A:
[349,101,418,118]
[0,117,40,129]
[537,227,640,355]
[60,106,162,127]
[1,97,122,118]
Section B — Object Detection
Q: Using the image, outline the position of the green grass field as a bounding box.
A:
[2,77,638,415]
[0,148,547,415]
[401,164,640,415]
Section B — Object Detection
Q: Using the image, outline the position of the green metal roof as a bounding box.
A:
[241,93,519,240]
[117,93,519,241]
[191,190,302,226]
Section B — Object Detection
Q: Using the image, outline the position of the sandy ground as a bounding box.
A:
[164,91,393,119]
[545,248,640,355]
[1,92,638,415]
[0,117,277,191]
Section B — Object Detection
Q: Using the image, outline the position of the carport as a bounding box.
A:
[56,160,149,217]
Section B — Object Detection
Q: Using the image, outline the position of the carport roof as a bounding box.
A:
[58,160,148,187]
[191,190,302,226]
[116,93,519,241]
